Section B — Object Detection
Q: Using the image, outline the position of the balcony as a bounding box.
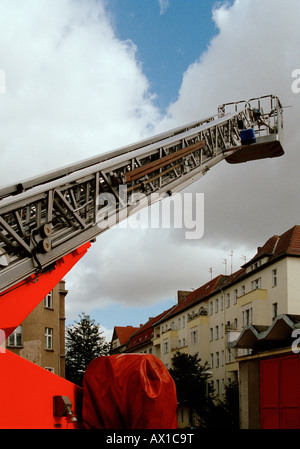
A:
[187,312,208,328]
[171,345,189,354]
[238,288,267,307]
[187,307,208,322]
[161,329,178,340]
[153,335,161,346]
[171,345,188,355]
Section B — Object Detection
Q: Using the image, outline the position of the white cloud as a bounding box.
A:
[0,0,160,186]
[158,0,300,249]
[91,0,300,316]
[158,0,170,15]
[1,0,300,328]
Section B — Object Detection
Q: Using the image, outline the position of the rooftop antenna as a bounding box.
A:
[230,250,233,274]
[209,267,213,280]
[222,258,227,275]
[241,255,247,264]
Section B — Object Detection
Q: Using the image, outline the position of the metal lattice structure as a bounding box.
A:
[0,95,284,293]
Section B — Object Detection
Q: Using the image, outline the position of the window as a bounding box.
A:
[233,289,238,304]
[45,367,54,373]
[216,379,220,395]
[182,338,186,347]
[209,301,213,315]
[8,326,22,347]
[220,296,224,311]
[182,316,185,328]
[191,330,198,345]
[215,326,219,340]
[272,269,278,287]
[226,293,230,308]
[251,277,261,290]
[44,291,53,309]
[163,341,169,354]
[209,328,213,341]
[215,298,219,313]
[227,349,232,363]
[221,323,224,338]
[242,308,252,326]
[178,318,181,330]
[221,350,225,366]
[216,352,219,368]
[45,327,53,350]
[241,285,246,296]
[210,353,214,369]
[272,303,278,320]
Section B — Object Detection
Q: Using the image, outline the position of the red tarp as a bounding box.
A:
[82,353,178,429]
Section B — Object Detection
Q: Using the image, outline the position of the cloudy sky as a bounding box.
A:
[0,0,299,341]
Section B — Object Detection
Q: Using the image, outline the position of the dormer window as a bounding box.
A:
[251,277,261,290]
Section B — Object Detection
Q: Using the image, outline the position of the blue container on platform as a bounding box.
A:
[240,128,256,145]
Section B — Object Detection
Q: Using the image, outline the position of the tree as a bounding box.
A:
[65,313,109,386]
[169,351,214,427]
[216,380,240,429]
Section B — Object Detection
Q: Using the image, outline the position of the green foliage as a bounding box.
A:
[216,380,240,429]
[65,313,109,386]
[169,351,240,429]
[169,352,213,427]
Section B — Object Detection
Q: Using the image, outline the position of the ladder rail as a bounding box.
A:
[0,113,220,200]
[0,95,283,293]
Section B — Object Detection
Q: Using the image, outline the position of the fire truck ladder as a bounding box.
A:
[0,94,284,428]
[0,94,284,295]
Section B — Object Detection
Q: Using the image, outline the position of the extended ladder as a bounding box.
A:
[0,95,284,294]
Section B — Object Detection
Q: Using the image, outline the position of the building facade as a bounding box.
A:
[6,280,68,377]
[110,225,300,428]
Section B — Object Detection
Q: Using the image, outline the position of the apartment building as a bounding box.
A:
[153,225,300,395]
[6,280,68,376]
[125,308,176,355]
[111,225,300,427]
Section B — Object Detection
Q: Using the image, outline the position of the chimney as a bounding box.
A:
[177,290,191,304]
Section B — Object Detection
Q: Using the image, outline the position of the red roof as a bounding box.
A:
[245,225,300,266]
[115,225,300,351]
[113,326,139,346]
[154,226,300,322]
[125,307,175,351]
[213,225,300,292]
[156,275,228,324]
